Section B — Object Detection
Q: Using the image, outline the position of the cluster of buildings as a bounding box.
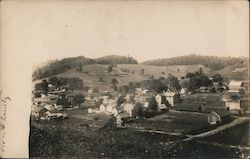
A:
[85,88,181,126]
[224,80,249,113]
[32,75,249,129]
[32,86,71,121]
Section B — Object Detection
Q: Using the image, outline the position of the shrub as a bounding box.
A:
[72,94,85,106]
[133,102,143,117]
[148,96,157,111]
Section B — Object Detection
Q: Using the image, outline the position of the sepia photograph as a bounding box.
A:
[0,0,249,158]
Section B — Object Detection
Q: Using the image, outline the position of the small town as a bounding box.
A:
[30,55,250,158]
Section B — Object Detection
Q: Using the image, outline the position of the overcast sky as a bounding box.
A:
[2,0,249,64]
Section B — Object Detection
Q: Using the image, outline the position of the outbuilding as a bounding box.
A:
[207,111,221,125]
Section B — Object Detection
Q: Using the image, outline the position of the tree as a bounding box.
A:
[41,79,49,93]
[72,94,85,106]
[35,83,42,91]
[166,74,181,91]
[57,94,71,108]
[133,102,143,117]
[213,74,223,83]
[151,79,167,93]
[148,96,157,111]
[48,77,62,88]
[200,75,210,86]
[140,69,145,76]
[117,95,125,106]
[79,64,83,72]
[111,79,119,91]
[189,74,210,91]
[161,96,170,107]
[108,65,113,73]
[199,67,203,74]
[186,72,195,78]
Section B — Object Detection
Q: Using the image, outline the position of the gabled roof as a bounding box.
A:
[207,111,231,117]
[207,111,220,118]
[164,92,176,97]
[229,80,243,87]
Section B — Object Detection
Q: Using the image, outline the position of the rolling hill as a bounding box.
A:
[33,55,138,80]
[53,64,144,91]
[33,54,248,90]
[141,54,247,71]
[117,64,212,79]
[49,63,213,92]
[215,62,249,81]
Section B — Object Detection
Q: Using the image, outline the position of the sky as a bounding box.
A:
[2,0,249,64]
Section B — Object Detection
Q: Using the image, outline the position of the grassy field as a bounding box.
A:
[30,118,241,159]
[30,118,181,158]
[30,117,242,158]
[30,105,243,158]
[215,62,249,81]
[117,64,212,79]
[44,63,214,92]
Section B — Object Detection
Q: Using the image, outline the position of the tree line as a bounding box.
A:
[142,54,246,70]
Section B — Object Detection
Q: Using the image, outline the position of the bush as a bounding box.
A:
[133,102,143,117]
[72,94,85,106]
[117,95,125,106]
[148,96,157,111]
[34,92,41,98]
[57,94,71,108]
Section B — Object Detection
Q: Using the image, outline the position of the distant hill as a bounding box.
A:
[53,64,144,91]
[117,64,212,79]
[215,62,249,81]
[95,55,138,64]
[33,56,94,80]
[44,63,212,92]
[142,54,247,71]
[33,55,138,80]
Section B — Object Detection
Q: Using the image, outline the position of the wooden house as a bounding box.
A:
[228,80,244,94]
[207,111,221,125]
[207,111,231,125]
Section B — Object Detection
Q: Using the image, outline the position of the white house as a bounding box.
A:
[144,101,149,108]
[44,104,55,111]
[112,108,119,117]
[180,88,187,95]
[106,105,113,113]
[124,103,134,117]
[163,89,179,106]
[99,104,106,112]
[155,94,162,107]
[228,80,243,92]
[226,101,241,110]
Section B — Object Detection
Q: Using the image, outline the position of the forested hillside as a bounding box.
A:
[142,54,247,70]
[33,55,138,80]
[95,55,138,64]
[33,56,94,80]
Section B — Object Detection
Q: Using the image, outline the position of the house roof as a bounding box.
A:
[229,80,243,87]
[207,111,231,117]
[163,90,176,97]
[207,111,221,118]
